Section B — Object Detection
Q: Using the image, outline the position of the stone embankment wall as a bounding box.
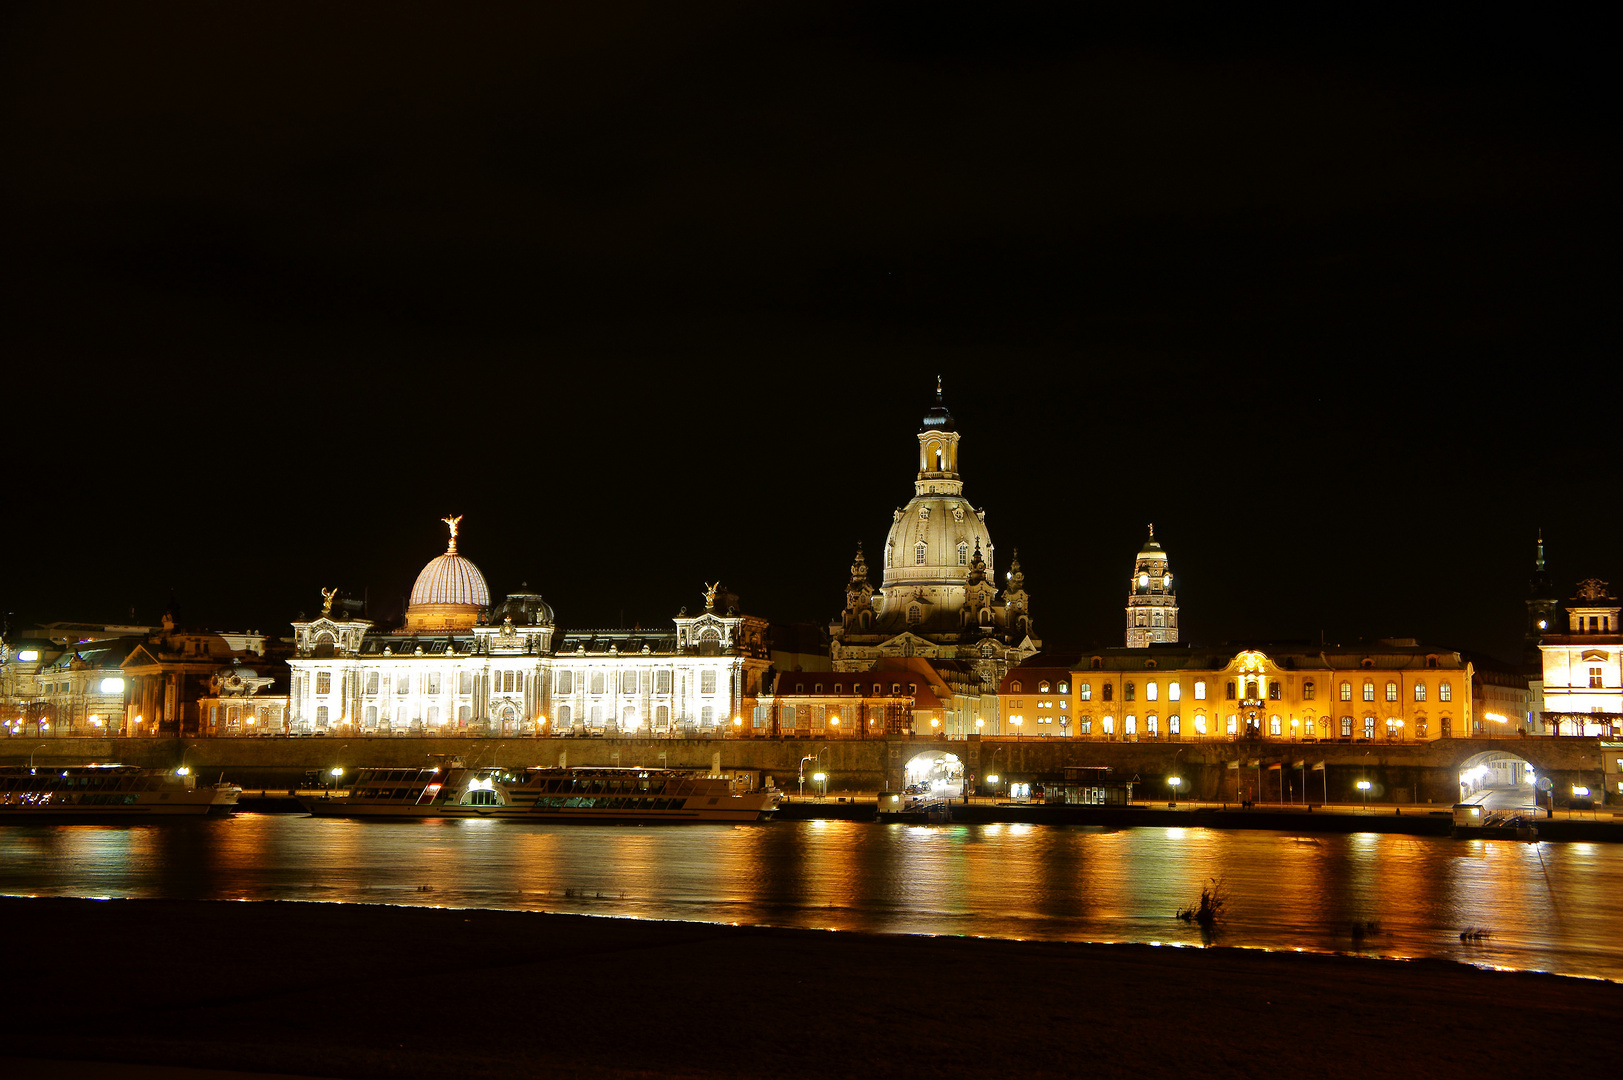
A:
[1,734,1607,806]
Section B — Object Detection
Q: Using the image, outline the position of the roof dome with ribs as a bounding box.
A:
[404,516,489,631]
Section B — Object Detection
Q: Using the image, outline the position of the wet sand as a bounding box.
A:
[2,897,1617,1079]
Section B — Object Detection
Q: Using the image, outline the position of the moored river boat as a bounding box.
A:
[0,764,241,819]
[301,764,777,822]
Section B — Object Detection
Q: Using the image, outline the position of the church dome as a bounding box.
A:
[490,589,553,627]
[881,494,993,590]
[404,516,488,632]
[410,553,490,609]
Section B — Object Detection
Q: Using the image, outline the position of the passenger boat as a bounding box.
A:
[0,764,241,819]
[301,764,778,822]
[1450,803,1539,841]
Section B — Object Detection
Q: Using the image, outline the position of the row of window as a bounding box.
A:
[1071,714,1439,738]
[1020,678,1456,704]
[302,668,726,699]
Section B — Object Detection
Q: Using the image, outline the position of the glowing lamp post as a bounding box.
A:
[813,771,827,798]
[1168,775,1183,807]
[1012,716,1023,740]
[1356,778,1371,809]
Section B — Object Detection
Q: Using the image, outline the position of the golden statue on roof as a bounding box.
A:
[442,514,463,553]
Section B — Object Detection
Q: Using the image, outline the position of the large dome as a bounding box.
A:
[403,516,489,632]
[881,493,993,589]
[410,553,490,608]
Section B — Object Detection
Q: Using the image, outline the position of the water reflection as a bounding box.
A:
[1,817,1619,981]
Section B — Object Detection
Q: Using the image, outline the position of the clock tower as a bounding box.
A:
[1125,525,1178,648]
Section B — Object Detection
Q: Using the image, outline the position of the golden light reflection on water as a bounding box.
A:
[3,818,1622,980]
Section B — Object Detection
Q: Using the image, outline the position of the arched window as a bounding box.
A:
[1439,682,1452,701]
[1194,680,1206,700]
[1362,681,1375,701]
[1011,680,1023,692]
[1058,681,1069,694]
[1269,715,1281,736]
[958,541,969,566]
[1079,683,1092,700]
[1414,683,1426,701]
[1124,682,1135,701]
[1038,681,1050,693]
[1385,682,1398,702]
[915,541,927,565]
[1339,681,1351,701]
[1102,683,1113,702]
[1168,683,1181,701]
[907,606,921,625]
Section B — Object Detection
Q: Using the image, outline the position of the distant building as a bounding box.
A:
[1538,578,1621,737]
[286,520,771,737]
[1124,527,1178,647]
[998,642,1475,743]
[828,382,1039,733]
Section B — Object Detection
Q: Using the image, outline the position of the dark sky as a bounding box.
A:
[3,2,1616,661]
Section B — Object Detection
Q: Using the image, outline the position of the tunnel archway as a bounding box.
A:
[904,751,964,797]
[1457,750,1539,812]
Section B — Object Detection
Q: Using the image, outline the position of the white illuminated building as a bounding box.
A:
[1539,577,1622,736]
[288,520,770,736]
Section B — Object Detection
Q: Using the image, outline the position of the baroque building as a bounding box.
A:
[286,520,771,737]
[999,642,1478,743]
[827,383,1039,734]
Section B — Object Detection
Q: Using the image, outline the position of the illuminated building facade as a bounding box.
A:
[287,524,771,736]
[198,662,287,736]
[999,643,1476,742]
[1538,578,1622,736]
[828,383,1039,733]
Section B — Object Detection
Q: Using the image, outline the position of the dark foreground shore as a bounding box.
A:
[2,898,1618,1080]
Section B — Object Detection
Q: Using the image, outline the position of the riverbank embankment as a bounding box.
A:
[0,897,1617,1080]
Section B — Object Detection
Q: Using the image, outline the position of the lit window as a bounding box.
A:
[700,671,717,695]
[1269,681,1281,701]
[1146,683,1158,701]
[1169,714,1180,735]
[1439,681,1451,701]
[365,672,379,695]
[657,670,672,694]
[1169,683,1181,701]
[1340,681,1351,701]
[1413,683,1425,702]
[701,706,714,726]
[1590,667,1605,689]
[1194,714,1206,735]
[1364,716,1376,739]
[1058,682,1069,693]
[428,673,441,695]
[1341,716,1352,737]
[558,670,574,694]
[1147,714,1159,735]
[915,542,927,565]
[958,541,969,566]
[316,672,331,696]
[1363,681,1375,701]
[1038,681,1050,693]
[623,671,637,694]
[1194,680,1205,700]
[1303,681,1315,700]
[1124,715,1137,735]
[1269,715,1281,736]
[1080,683,1092,701]
[1226,715,1238,736]
[1385,682,1398,702]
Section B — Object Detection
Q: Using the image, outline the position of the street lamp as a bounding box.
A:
[1168,775,1183,807]
[813,771,827,798]
[1357,778,1371,809]
[1012,716,1023,740]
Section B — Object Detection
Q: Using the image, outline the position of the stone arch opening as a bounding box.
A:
[904,751,963,798]
[1457,750,1538,812]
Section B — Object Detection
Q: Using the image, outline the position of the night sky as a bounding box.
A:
[3,3,1615,661]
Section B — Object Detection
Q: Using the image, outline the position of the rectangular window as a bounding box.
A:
[1081,719,1092,735]
[428,673,441,695]
[1590,667,1605,689]
[657,670,672,694]
[459,672,473,694]
[1124,682,1135,702]
[1302,681,1315,700]
[701,671,718,695]
[316,672,331,695]
[1194,681,1205,701]
[1268,681,1281,701]
[623,671,638,694]
[1364,716,1376,739]
[657,705,669,727]
[701,706,715,726]
[1414,683,1426,701]
[1439,681,1452,701]
[1194,714,1206,735]
[1385,682,1397,702]
[316,705,329,728]
[558,670,574,694]
[366,672,379,695]
[1146,714,1159,735]
[1226,716,1237,735]
[591,673,605,695]
[1341,716,1353,737]
[1225,681,1236,701]
[1124,715,1136,735]
[515,671,524,693]
[1080,683,1092,701]
[1340,682,1352,701]
[1363,682,1375,701]
[1169,683,1181,701]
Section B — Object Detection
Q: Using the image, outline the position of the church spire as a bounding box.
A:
[915,379,963,496]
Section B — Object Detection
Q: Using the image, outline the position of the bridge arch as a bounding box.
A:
[903,750,964,797]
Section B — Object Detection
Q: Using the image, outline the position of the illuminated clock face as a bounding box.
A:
[1163,575,1172,588]
[1538,620,1547,629]
[1138,573,1149,588]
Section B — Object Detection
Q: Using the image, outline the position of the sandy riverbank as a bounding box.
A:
[1,897,1617,1079]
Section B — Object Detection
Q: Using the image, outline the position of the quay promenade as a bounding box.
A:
[3,732,1614,811]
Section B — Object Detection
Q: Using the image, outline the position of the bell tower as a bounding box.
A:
[915,375,963,497]
[1524,531,1558,665]
[1125,525,1178,648]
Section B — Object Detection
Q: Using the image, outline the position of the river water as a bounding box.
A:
[2,816,1618,981]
